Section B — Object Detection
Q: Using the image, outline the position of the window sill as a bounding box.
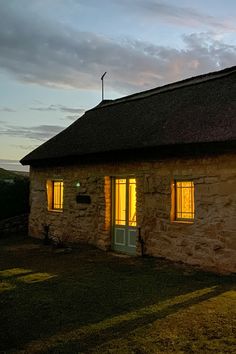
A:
[171,220,194,225]
[47,209,63,213]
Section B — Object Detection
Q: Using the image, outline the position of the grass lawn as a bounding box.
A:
[0,235,235,353]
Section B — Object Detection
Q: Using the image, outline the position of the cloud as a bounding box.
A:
[0,107,16,112]
[0,159,21,165]
[0,124,65,141]
[30,104,85,115]
[13,144,39,150]
[0,2,235,94]
[59,106,85,114]
[0,159,29,171]
[65,115,81,121]
[118,0,236,31]
[29,105,57,112]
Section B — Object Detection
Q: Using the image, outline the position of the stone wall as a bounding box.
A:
[0,214,29,236]
[29,153,236,273]
[29,167,111,250]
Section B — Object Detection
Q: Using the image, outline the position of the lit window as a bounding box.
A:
[175,181,194,221]
[46,180,64,211]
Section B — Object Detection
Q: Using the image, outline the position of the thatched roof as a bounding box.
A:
[21,66,236,165]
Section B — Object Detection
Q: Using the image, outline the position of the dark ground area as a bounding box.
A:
[0,235,235,353]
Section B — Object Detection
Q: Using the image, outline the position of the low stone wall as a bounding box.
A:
[0,214,29,236]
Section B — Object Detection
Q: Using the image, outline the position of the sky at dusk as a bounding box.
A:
[0,0,236,171]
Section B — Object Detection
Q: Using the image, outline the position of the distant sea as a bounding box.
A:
[0,159,29,172]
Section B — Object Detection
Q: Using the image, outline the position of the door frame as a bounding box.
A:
[111,176,137,254]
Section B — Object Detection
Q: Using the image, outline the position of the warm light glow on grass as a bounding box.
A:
[0,239,234,353]
[0,281,16,293]
[0,267,32,278]
[19,286,220,353]
[18,272,57,283]
[0,268,56,285]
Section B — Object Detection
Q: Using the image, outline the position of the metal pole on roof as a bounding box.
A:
[101,72,107,100]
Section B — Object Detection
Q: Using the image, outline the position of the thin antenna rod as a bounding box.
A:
[101,72,107,100]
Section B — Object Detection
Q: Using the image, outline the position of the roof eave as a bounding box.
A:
[21,140,236,167]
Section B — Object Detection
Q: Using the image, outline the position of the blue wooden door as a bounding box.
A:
[112,178,137,255]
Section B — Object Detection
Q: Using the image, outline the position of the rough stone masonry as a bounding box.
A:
[29,152,236,273]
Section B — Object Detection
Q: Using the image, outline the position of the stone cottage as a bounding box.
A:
[21,66,236,273]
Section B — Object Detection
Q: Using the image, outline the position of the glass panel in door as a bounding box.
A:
[128,178,136,226]
[115,179,126,225]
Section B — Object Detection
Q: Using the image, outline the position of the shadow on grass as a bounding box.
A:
[0,236,235,353]
[19,282,236,354]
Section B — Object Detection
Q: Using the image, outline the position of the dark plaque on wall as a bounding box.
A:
[76,194,91,204]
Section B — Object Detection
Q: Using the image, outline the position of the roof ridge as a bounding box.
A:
[88,65,236,112]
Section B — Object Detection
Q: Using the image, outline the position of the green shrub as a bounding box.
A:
[0,178,29,220]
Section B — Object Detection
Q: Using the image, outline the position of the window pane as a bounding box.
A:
[129,179,136,226]
[176,181,194,220]
[115,179,126,225]
[53,181,63,210]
